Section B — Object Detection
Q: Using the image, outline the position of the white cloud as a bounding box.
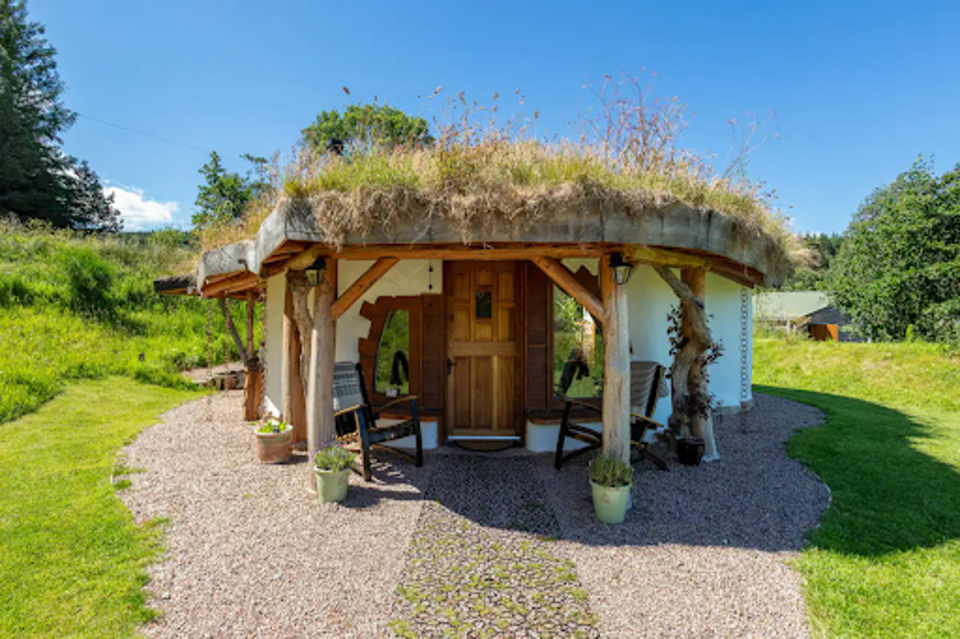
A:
[104,185,179,231]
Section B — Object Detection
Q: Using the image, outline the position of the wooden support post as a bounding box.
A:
[306,259,337,455]
[681,267,718,461]
[331,257,398,320]
[283,285,307,444]
[600,254,630,463]
[531,256,605,322]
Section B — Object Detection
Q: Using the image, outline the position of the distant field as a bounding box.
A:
[754,338,960,637]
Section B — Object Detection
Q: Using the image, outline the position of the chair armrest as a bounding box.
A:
[629,412,664,429]
[378,395,418,412]
[566,398,603,414]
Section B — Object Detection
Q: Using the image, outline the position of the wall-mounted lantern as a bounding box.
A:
[305,258,327,287]
[609,253,634,286]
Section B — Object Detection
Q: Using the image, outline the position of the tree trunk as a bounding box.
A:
[306,260,337,455]
[218,297,248,364]
[287,271,314,401]
[652,266,714,447]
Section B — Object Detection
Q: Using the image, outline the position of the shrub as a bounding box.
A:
[60,247,116,316]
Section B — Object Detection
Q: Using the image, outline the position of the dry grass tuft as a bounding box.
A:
[201,74,807,279]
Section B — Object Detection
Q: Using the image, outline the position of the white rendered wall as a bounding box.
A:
[625,264,678,424]
[706,273,754,408]
[263,273,285,418]
[335,260,440,362]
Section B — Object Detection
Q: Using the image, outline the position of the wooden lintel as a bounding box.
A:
[276,242,615,268]
[331,258,398,320]
[626,245,709,269]
[531,256,605,322]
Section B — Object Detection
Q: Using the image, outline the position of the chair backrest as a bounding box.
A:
[630,361,668,417]
[332,361,366,414]
[555,348,591,398]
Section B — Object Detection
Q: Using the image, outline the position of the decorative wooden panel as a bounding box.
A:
[358,296,422,406]
[420,294,445,412]
[524,262,552,411]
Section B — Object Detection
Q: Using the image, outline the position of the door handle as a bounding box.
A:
[447,358,454,375]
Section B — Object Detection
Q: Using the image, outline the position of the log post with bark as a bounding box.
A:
[600,254,631,464]
[651,265,719,458]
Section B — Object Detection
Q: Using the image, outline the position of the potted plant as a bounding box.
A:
[589,454,634,524]
[676,436,706,466]
[254,417,292,464]
[314,443,355,503]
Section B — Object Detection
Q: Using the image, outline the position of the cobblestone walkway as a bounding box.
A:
[390,455,600,638]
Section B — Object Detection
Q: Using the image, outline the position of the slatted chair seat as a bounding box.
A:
[555,360,670,471]
[333,361,423,481]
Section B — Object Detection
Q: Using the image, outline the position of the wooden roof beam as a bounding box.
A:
[531,256,605,322]
[331,257,398,320]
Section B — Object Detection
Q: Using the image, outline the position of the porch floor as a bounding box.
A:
[120,392,829,638]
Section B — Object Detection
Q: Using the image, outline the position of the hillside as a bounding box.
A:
[0,221,246,423]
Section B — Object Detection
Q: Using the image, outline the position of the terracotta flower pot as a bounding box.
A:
[315,468,351,503]
[590,480,633,524]
[255,428,292,463]
[677,437,705,466]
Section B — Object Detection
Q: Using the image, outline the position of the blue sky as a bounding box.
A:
[32,0,960,232]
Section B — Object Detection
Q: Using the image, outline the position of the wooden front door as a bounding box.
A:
[446,262,521,438]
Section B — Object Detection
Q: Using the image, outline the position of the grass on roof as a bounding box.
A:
[200,79,805,279]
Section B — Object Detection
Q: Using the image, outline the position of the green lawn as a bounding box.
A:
[0,377,201,638]
[754,338,960,638]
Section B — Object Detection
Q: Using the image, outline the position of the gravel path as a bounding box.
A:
[120,392,828,638]
[537,394,830,638]
[120,392,433,638]
[391,456,599,638]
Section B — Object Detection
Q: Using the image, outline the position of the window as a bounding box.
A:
[475,290,492,319]
[553,286,603,398]
[375,309,410,395]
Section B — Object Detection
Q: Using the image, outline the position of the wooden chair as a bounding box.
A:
[333,361,423,481]
[555,360,670,471]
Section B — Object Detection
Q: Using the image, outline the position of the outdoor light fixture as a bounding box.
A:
[305,258,327,287]
[609,253,634,286]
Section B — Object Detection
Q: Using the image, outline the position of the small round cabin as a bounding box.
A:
[159,187,789,465]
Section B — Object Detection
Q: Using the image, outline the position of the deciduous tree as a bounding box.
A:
[829,158,960,342]
[302,103,432,152]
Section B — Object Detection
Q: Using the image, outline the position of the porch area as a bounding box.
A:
[121,390,829,638]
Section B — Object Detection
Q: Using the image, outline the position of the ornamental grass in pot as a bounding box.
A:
[314,443,355,503]
[589,454,634,524]
[254,417,292,464]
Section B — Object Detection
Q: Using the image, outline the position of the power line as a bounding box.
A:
[76,112,212,155]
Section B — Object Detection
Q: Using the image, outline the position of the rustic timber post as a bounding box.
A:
[306,259,337,456]
[600,254,631,464]
[681,268,718,460]
[243,290,260,421]
[652,265,718,458]
[282,283,308,444]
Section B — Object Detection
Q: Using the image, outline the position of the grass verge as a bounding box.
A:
[0,377,202,637]
[754,338,960,637]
